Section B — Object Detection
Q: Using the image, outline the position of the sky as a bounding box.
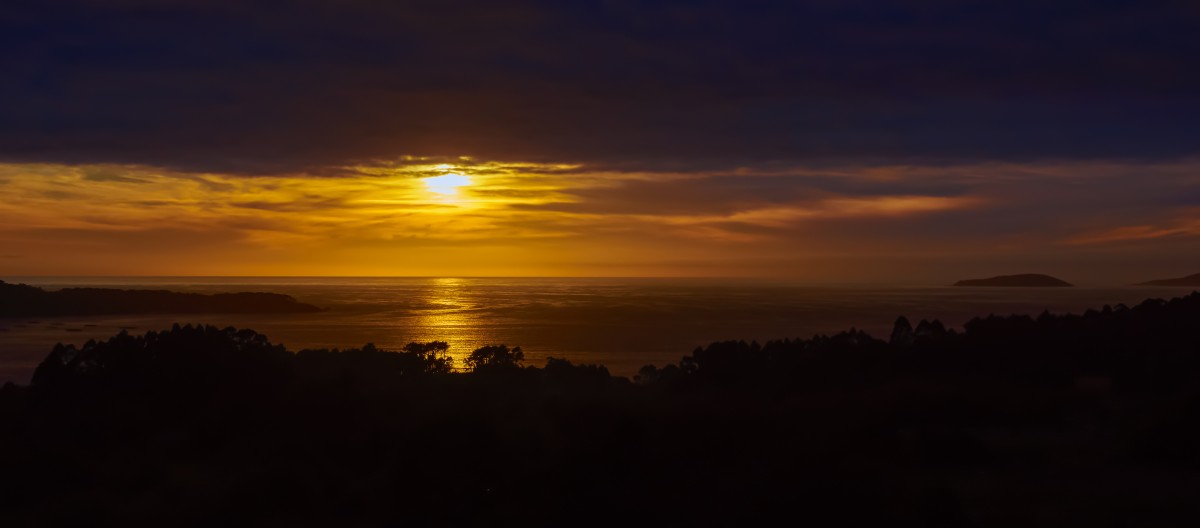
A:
[1,0,1198,282]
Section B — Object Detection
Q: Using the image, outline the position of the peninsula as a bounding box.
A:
[1138,273,1200,287]
[0,280,322,317]
[953,273,1073,287]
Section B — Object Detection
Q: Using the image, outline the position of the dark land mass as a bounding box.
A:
[5,293,1200,525]
[0,280,322,317]
[953,273,1073,287]
[1139,273,1200,286]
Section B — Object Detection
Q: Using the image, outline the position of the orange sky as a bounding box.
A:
[1,158,1197,282]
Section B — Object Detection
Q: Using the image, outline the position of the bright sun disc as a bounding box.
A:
[424,173,471,196]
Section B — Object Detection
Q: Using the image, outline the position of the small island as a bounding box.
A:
[1138,273,1200,287]
[0,280,322,317]
[953,273,1073,287]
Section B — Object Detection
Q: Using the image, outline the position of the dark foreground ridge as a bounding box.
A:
[0,280,322,316]
[1140,272,1200,286]
[953,273,1073,287]
[4,293,1200,525]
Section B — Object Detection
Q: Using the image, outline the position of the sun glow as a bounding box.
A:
[0,157,1083,277]
[425,173,471,196]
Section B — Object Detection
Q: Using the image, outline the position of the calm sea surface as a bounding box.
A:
[1,277,1195,383]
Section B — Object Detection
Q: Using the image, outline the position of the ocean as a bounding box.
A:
[1,276,1195,383]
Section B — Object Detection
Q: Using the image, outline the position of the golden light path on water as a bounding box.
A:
[2,276,1199,385]
[407,277,487,370]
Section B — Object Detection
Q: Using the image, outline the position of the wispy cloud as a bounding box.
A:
[1066,216,1200,245]
[0,160,1198,278]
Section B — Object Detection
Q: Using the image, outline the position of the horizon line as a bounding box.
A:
[1,274,1194,289]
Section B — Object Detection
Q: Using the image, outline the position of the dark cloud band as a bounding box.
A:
[2,0,1198,173]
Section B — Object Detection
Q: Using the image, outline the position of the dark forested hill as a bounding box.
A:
[4,293,1200,526]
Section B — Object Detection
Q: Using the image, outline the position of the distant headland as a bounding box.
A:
[1138,273,1200,286]
[0,280,322,317]
[953,273,1073,287]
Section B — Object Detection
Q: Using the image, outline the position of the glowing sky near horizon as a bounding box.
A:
[1,158,1198,282]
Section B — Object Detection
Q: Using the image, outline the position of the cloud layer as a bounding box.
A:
[3,1,1198,172]
[0,159,1197,281]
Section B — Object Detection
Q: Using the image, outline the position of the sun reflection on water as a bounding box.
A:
[408,278,485,369]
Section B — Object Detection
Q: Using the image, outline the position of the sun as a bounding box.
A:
[424,173,471,196]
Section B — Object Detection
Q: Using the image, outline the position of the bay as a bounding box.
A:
[1,276,1194,383]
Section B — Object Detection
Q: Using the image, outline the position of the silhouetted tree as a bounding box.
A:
[403,340,454,373]
[890,316,915,346]
[635,364,659,385]
[465,344,524,371]
[542,357,611,389]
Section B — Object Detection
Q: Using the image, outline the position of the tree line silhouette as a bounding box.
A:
[5,293,1200,525]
